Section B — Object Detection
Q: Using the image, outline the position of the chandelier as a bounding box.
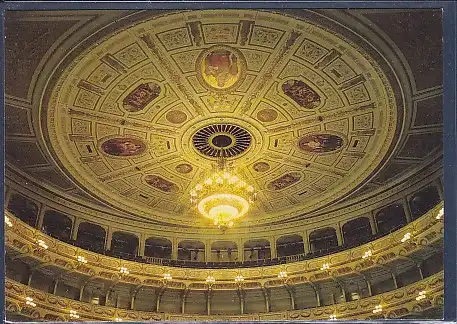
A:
[190,156,257,231]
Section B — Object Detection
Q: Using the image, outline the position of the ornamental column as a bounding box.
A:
[71,217,81,241]
[237,239,244,262]
[4,187,13,211]
[269,237,277,258]
[172,238,178,260]
[435,179,444,200]
[105,228,113,251]
[403,197,413,223]
[262,286,270,312]
[206,288,212,315]
[368,212,377,235]
[52,280,59,295]
[36,204,47,230]
[138,234,145,257]
[205,240,211,262]
[335,223,343,246]
[303,231,309,254]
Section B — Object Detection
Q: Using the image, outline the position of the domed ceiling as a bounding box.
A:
[43,10,400,228]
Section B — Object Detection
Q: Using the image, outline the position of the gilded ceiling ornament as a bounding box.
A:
[196,45,246,91]
[282,79,321,109]
[166,110,187,124]
[100,137,147,157]
[122,82,161,112]
[268,172,302,191]
[253,162,270,172]
[298,134,345,154]
[144,175,178,193]
[256,108,278,122]
[176,163,193,174]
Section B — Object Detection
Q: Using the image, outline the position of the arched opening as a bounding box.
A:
[7,194,38,227]
[276,234,304,257]
[244,239,271,261]
[210,241,238,262]
[409,186,441,219]
[375,203,407,236]
[144,237,172,259]
[178,240,205,261]
[76,222,106,254]
[111,232,139,259]
[342,217,372,248]
[42,210,72,242]
[309,227,338,254]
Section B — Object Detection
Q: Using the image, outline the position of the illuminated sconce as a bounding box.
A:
[77,256,87,264]
[37,239,48,250]
[278,271,288,279]
[69,310,80,319]
[362,250,372,259]
[329,314,337,320]
[235,275,244,283]
[372,305,382,314]
[25,297,36,307]
[5,216,13,227]
[119,267,129,275]
[436,207,444,220]
[206,276,215,284]
[163,273,172,281]
[416,290,427,301]
[400,232,411,243]
[320,263,330,271]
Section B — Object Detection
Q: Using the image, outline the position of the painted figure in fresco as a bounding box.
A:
[101,137,146,157]
[145,175,177,193]
[268,172,302,191]
[282,79,321,109]
[204,49,239,88]
[123,82,161,112]
[298,134,344,154]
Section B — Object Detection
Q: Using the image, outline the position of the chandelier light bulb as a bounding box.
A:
[416,290,427,301]
[436,207,444,220]
[5,216,13,227]
[401,232,411,243]
[278,271,288,279]
[235,275,244,282]
[362,250,372,259]
[37,239,48,250]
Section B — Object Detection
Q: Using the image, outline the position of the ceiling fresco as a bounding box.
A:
[42,10,400,227]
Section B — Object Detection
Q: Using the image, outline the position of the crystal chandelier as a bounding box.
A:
[190,156,257,231]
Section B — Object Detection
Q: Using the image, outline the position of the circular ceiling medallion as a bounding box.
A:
[253,162,270,172]
[196,45,247,91]
[257,109,278,122]
[166,110,187,124]
[176,163,193,174]
[192,124,252,158]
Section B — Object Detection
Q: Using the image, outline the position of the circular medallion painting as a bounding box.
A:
[298,134,345,154]
[100,137,147,157]
[197,45,246,90]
